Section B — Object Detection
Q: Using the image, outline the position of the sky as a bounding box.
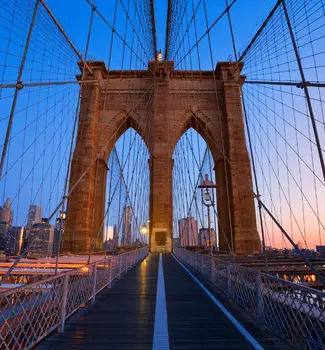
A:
[0,0,324,250]
[43,0,278,68]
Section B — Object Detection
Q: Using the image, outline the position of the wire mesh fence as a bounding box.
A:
[174,247,325,350]
[0,247,147,350]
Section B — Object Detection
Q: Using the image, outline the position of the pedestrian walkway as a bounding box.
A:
[38,253,290,349]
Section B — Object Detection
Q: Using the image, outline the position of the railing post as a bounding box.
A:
[256,272,264,322]
[210,256,214,283]
[108,257,112,288]
[58,273,69,333]
[226,265,231,297]
[92,263,97,303]
[118,255,122,278]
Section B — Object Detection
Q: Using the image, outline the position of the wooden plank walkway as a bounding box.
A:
[164,254,255,349]
[38,254,158,350]
[38,253,291,349]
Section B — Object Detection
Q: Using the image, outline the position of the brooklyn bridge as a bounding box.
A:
[0,0,324,349]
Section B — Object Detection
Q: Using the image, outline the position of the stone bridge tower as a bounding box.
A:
[63,60,261,255]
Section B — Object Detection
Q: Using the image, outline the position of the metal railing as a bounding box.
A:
[174,247,325,350]
[0,247,148,350]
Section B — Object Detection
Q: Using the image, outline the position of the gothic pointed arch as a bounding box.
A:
[98,110,151,164]
[171,108,223,164]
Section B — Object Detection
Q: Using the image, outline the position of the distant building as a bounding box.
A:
[27,204,42,228]
[0,198,13,226]
[53,212,66,255]
[122,206,132,246]
[104,225,118,253]
[113,225,119,248]
[103,226,114,242]
[0,222,9,251]
[178,217,198,247]
[316,246,325,257]
[198,228,217,250]
[27,218,54,257]
[5,226,24,256]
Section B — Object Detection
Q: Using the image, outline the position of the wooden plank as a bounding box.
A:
[163,254,255,349]
[38,254,158,349]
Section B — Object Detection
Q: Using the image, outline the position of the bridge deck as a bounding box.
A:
[38,253,290,349]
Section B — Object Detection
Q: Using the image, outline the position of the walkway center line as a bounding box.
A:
[172,254,264,350]
[152,253,170,350]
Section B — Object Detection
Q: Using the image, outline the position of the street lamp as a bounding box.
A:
[198,174,216,255]
[140,223,149,246]
[140,224,148,235]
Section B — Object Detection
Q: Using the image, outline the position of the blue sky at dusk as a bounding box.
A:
[1,0,324,249]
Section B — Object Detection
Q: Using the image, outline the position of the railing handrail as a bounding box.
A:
[181,248,325,297]
[0,247,147,297]
[174,247,325,350]
[0,247,148,350]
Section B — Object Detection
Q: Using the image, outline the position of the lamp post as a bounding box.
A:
[140,223,148,246]
[198,174,216,255]
[140,224,148,235]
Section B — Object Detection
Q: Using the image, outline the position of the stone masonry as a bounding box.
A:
[63,60,261,255]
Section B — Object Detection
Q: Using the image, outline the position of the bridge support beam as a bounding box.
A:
[63,62,107,254]
[215,62,261,255]
[149,63,173,253]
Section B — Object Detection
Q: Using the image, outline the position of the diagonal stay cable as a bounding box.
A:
[175,0,237,68]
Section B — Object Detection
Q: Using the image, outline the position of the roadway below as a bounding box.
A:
[37,253,292,349]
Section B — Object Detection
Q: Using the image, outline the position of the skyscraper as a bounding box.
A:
[27,205,42,228]
[122,206,132,246]
[103,226,114,242]
[53,212,66,255]
[5,226,24,256]
[27,218,54,257]
[113,224,119,249]
[178,217,198,247]
[0,222,9,251]
[0,198,13,226]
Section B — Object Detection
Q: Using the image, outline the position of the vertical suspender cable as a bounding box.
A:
[282,0,325,184]
[0,0,40,181]
[150,0,158,59]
